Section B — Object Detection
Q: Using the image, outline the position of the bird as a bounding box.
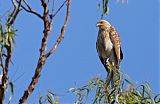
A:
[96,20,123,88]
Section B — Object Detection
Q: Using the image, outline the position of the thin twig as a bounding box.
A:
[53,0,67,17]
[11,0,17,8]
[10,0,17,19]
[21,5,43,19]
[8,0,23,26]
[15,0,43,19]
[23,0,32,10]
[51,0,55,14]
[45,0,70,58]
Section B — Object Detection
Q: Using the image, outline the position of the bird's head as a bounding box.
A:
[96,20,111,29]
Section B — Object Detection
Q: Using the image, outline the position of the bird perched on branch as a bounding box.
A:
[96,20,123,88]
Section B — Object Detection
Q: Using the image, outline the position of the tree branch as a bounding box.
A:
[8,0,23,26]
[52,0,67,17]
[19,0,70,103]
[0,0,22,104]
[45,0,70,58]
[15,0,43,19]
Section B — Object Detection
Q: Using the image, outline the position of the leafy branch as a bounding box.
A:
[98,0,128,18]
[39,90,59,104]
[0,0,23,104]
[69,75,160,104]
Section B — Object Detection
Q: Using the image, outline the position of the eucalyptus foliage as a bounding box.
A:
[39,90,59,104]
[0,12,17,104]
[69,75,160,104]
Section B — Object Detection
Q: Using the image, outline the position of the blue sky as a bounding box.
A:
[0,0,159,103]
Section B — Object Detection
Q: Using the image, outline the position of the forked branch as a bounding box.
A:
[19,0,70,103]
[45,0,70,58]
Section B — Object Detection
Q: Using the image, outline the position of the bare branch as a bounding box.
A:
[51,0,55,14]
[19,0,70,103]
[21,5,43,19]
[45,0,70,58]
[10,0,17,19]
[15,0,43,19]
[53,0,67,17]
[23,0,32,10]
[11,0,17,8]
[8,0,23,26]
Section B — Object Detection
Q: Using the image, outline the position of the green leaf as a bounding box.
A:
[125,79,134,86]
[144,86,151,97]
[48,90,56,96]
[145,82,152,92]
[8,82,14,104]
[98,3,100,11]
[135,90,142,97]
[46,95,53,104]
[93,96,98,104]
[68,88,75,92]
[7,11,11,18]
[9,82,14,95]
[105,7,109,15]
[105,0,109,4]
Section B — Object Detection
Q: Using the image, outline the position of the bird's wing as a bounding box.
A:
[109,26,123,64]
[96,30,110,72]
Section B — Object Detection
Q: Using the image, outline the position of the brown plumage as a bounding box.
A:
[96,20,123,72]
[96,20,123,89]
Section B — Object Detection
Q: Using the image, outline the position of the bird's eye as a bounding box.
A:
[100,21,103,24]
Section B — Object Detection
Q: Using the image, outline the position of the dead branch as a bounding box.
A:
[19,0,70,103]
[45,0,70,58]
[8,0,23,26]
[15,0,43,19]
[52,0,67,17]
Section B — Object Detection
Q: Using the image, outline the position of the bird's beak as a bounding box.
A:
[96,22,100,27]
